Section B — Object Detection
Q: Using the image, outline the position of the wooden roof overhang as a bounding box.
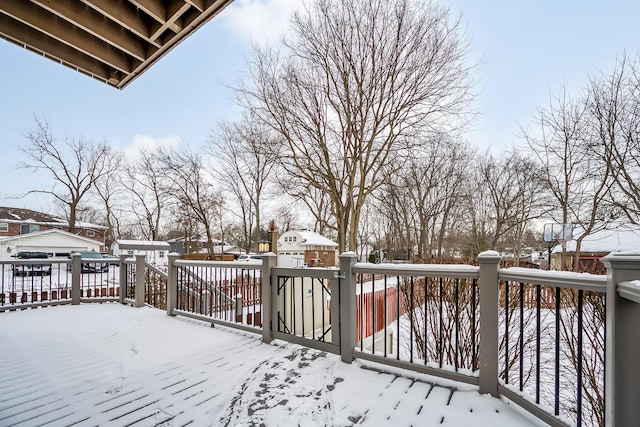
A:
[0,0,235,89]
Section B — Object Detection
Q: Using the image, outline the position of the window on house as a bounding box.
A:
[86,230,96,237]
[127,250,134,256]
[0,222,8,232]
[292,236,297,242]
[159,251,165,258]
[20,224,39,234]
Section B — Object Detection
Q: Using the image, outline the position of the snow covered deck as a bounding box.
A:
[0,304,542,426]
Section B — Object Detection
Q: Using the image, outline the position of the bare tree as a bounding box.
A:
[208,113,279,253]
[21,117,114,232]
[394,135,473,259]
[93,150,124,246]
[278,176,336,235]
[523,85,615,270]
[122,149,172,241]
[590,54,640,224]
[474,152,549,254]
[236,0,474,252]
[159,147,224,255]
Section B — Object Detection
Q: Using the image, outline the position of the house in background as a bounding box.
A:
[0,207,106,259]
[0,229,103,261]
[0,206,106,243]
[551,226,640,271]
[111,240,171,266]
[276,229,338,268]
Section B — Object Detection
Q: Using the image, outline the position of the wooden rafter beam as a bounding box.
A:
[1,0,134,73]
[0,0,236,89]
[185,0,205,13]
[128,0,181,35]
[80,0,161,48]
[150,2,192,42]
[32,0,150,62]
[0,14,117,85]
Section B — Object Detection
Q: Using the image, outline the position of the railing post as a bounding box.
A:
[477,250,501,397]
[339,252,357,364]
[71,253,81,305]
[134,254,145,308]
[602,252,640,427]
[261,252,277,344]
[118,254,127,304]
[166,253,178,316]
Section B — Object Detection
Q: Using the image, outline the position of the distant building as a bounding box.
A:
[551,226,640,271]
[276,229,338,268]
[0,206,106,243]
[111,240,171,266]
[0,229,103,261]
[0,207,106,259]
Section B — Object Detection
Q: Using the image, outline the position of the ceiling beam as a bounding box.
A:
[185,0,205,13]
[32,0,149,61]
[81,0,160,48]
[150,2,192,42]
[1,0,133,74]
[116,0,235,89]
[128,0,181,34]
[0,14,115,85]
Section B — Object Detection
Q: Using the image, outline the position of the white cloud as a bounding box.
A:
[121,134,182,161]
[220,0,300,45]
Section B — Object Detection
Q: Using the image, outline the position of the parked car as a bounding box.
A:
[13,251,52,276]
[68,251,110,273]
[235,254,262,263]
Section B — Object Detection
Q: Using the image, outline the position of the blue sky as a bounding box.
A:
[1,0,639,212]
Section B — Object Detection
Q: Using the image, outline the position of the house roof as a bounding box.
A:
[0,0,235,89]
[112,239,170,250]
[0,228,104,245]
[552,226,640,254]
[0,206,106,230]
[0,206,61,224]
[282,229,339,247]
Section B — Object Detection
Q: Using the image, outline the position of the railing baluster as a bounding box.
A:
[519,282,524,392]
[455,277,459,371]
[471,278,477,371]
[424,276,428,365]
[371,275,376,355]
[438,277,443,369]
[360,273,364,351]
[577,289,584,426]
[535,284,541,404]
[505,280,510,385]
[384,275,388,358]
[397,275,401,361]
[554,286,560,416]
[410,276,414,363]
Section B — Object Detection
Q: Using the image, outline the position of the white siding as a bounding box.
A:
[0,233,101,261]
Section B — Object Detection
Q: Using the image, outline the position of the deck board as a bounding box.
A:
[0,304,543,426]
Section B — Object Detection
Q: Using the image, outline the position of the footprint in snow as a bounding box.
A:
[217,347,337,427]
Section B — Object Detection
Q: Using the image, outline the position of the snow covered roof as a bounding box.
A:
[0,228,103,245]
[282,229,338,247]
[0,206,107,229]
[112,239,170,250]
[552,226,640,253]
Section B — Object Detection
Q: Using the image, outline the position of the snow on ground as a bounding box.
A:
[0,303,544,426]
